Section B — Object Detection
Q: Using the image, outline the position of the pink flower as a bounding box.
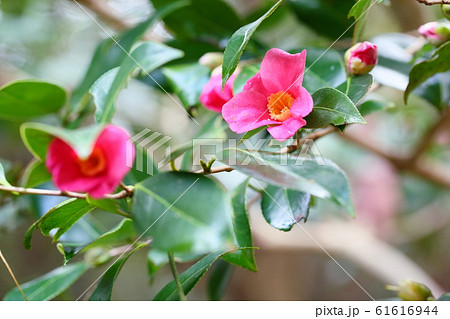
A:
[345,41,378,75]
[46,125,135,199]
[200,72,236,113]
[418,21,450,46]
[222,48,313,141]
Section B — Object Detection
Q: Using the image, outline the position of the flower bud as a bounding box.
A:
[418,21,450,46]
[345,41,378,76]
[441,5,450,21]
[199,52,224,70]
[394,279,435,301]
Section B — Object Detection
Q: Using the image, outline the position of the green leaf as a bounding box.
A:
[287,0,355,39]
[238,126,267,145]
[405,42,450,104]
[82,219,136,252]
[0,161,11,187]
[20,160,51,188]
[24,199,95,249]
[70,1,189,111]
[358,100,394,116]
[153,251,230,301]
[147,249,202,283]
[438,293,450,301]
[218,149,355,216]
[222,180,257,271]
[233,64,260,94]
[3,262,89,301]
[86,197,131,217]
[348,0,372,42]
[0,80,66,121]
[162,63,211,109]
[150,0,241,41]
[20,122,104,160]
[91,41,184,123]
[222,0,284,86]
[336,75,374,105]
[304,87,366,128]
[89,244,145,301]
[207,259,233,301]
[261,185,311,231]
[132,172,233,254]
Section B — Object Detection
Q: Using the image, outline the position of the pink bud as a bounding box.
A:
[418,21,450,46]
[200,70,236,113]
[345,41,378,76]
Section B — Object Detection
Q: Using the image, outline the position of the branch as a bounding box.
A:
[416,0,450,5]
[0,185,131,200]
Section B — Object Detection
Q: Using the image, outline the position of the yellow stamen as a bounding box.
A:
[267,91,294,121]
[79,148,106,176]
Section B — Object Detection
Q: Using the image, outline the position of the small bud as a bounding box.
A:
[442,5,450,21]
[388,279,435,301]
[418,21,450,46]
[345,41,378,76]
[199,52,224,70]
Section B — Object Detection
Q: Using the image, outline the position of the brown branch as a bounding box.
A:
[0,185,130,200]
[72,0,162,41]
[195,165,234,175]
[416,0,450,5]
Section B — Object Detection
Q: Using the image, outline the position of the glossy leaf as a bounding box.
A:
[238,126,267,145]
[218,149,355,216]
[91,42,184,123]
[153,251,227,301]
[82,219,136,252]
[0,161,11,187]
[287,0,355,39]
[303,48,347,93]
[222,0,284,86]
[24,199,95,249]
[132,172,233,254]
[20,122,104,160]
[348,0,372,42]
[0,80,66,121]
[222,180,257,271]
[89,244,145,301]
[404,42,450,104]
[150,0,240,41]
[359,100,394,116]
[261,185,311,231]
[336,74,374,105]
[305,87,366,128]
[20,160,51,188]
[207,259,233,301]
[162,63,211,109]
[3,262,89,301]
[70,1,188,111]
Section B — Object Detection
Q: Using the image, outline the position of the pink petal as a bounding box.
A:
[222,89,278,134]
[260,49,307,93]
[289,86,314,118]
[267,117,307,142]
[96,125,134,183]
[200,73,235,112]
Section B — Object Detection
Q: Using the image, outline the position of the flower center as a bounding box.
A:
[267,91,294,121]
[78,148,106,177]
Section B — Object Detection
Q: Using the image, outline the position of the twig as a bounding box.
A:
[120,182,134,197]
[168,252,187,301]
[280,126,338,154]
[0,249,28,301]
[195,165,234,175]
[0,185,130,200]
[416,0,450,5]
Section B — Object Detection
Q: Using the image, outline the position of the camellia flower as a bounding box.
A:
[46,125,134,199]
[222,48,313,141]
[344,41,378,75]
[200,70,236,113]
[418,21,450,46]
